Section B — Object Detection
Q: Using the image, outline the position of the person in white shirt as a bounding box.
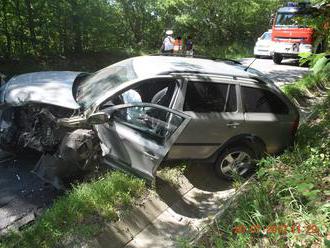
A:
[161,30,175,54]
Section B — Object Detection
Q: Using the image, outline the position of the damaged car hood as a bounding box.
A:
[1,71,83,109]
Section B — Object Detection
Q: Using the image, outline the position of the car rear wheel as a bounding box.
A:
[214,146,256,180]
[273,53,283,64]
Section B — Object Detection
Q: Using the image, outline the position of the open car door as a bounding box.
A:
[94,103,191,182]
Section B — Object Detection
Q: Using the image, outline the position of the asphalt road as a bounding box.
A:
[0,57,310,235]
[240,57,309,86]
[0,153,60,234]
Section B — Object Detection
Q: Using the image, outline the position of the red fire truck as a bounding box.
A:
[271,2,326,64]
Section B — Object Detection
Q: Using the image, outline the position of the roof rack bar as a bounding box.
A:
[161,71,268,85]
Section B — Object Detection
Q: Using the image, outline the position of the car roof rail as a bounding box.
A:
[149,53,242,65]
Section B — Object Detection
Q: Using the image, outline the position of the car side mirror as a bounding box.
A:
[88,112,110,125]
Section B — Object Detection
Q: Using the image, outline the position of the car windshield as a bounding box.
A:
[261,32,271,40]
[275,13,311,27]
[76,59,137,110]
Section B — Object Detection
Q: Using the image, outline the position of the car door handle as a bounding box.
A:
[143,151,159,160]
[226,122,240,128]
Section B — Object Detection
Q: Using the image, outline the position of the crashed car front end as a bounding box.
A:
[0,71,101,189]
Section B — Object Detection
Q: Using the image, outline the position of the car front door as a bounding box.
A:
[93,103,191,182]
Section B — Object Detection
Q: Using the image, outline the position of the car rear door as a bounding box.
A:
[240,83,297,154]
[167,76,244,160]
[94,103,191,182]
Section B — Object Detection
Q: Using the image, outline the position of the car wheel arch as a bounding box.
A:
[213,134,266,162]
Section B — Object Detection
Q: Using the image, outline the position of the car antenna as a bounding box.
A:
[244,58,257,71]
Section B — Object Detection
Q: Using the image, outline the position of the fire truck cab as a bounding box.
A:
[271,2,321,64]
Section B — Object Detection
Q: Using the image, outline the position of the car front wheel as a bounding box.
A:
[214,146,256,180]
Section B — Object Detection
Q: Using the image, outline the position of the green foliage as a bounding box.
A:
[0,0,282,59]
[0,171,146,248]
[299,52,329,69]
[282,56,329,103]
[313,55,329,74]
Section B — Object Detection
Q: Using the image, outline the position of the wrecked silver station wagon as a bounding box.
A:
[0,55,299,188]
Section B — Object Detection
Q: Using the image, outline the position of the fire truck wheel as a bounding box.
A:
[273,53,283,64]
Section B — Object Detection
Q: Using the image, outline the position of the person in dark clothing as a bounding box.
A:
[185,36,193,56]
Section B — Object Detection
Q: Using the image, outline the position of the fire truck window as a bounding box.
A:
[275,13,311,27]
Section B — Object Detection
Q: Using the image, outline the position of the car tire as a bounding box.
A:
[273,53,283,64]
[255,55,261,59]
[214,146,256,180]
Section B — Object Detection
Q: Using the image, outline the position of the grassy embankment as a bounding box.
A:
[188,58,330,248]
[0,172,146,248]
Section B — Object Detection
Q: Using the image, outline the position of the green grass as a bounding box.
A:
[0,171,146,248]
[158,162,188,188]
[281,59,330,103]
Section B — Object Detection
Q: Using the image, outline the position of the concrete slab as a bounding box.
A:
[124,187,236,248]
[95,221,133,248]
[125,210,195,248]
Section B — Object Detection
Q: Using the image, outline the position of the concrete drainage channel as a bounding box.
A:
[88,163,239,248]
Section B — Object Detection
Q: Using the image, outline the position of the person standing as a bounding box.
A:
[173,36,183,53]
[185,36,193,56]
[161,30,175,54]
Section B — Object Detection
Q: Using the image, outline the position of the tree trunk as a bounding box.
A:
[14,0,24,55]
[24,0,37,54]
[69,0,83,53]
[1,0,12,58]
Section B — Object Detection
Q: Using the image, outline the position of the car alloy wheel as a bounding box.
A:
[215,146,255,180]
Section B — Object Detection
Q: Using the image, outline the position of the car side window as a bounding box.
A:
[241,86,289,114]
[112,106,184,145]
[183,81,237,113]
[100,79,177,110]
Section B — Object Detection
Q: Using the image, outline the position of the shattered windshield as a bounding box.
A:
[77,59,137,110]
